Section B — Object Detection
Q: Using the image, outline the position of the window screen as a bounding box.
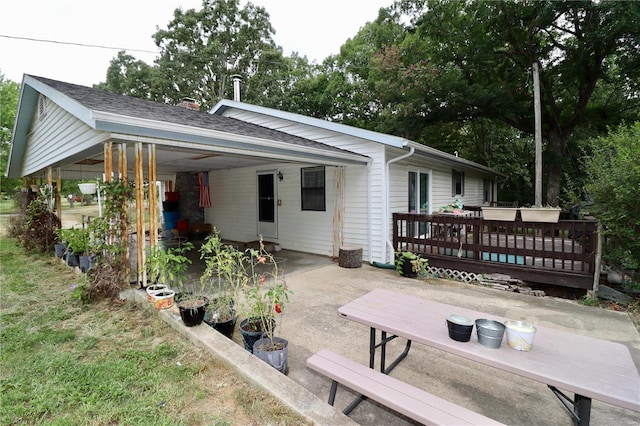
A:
[452,170,465,196]
[301,166,325,211]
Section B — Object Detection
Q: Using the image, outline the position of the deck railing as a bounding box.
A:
[392,213,599,290]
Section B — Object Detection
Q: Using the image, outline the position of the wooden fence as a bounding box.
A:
[392,213,599,290]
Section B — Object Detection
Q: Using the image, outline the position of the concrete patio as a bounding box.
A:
[125,250,640,425]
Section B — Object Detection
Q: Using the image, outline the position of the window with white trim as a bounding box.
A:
[301,166,325,211]
[452,170,465,196]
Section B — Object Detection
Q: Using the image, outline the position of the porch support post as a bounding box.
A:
[47,167,53,212]
[118,143,130,286]
[104,141,113,182]
[134,143,146,287]
[592,221,603,296]
[56,167,62,219]
[148,144,158,248]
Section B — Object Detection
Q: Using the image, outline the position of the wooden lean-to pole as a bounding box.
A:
[148,144,158,248]
[104,141,113,182]
[56,168,62,220]
[118,143,130,286]
[135,143,145,287]
[533,62,543,207]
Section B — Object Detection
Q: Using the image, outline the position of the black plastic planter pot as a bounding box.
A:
[239,318,275,353]
[54,243,66,258]
[205,315,238,338]
[177,296,209,327]
[66,252,80,268]
[79,255,92,273]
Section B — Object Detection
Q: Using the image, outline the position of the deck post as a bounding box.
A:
[592,222,603,296]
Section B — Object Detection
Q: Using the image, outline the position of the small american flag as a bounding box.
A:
[198,171,212,208]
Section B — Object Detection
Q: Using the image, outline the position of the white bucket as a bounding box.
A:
[504,320,537,351]
[146,284,167,302]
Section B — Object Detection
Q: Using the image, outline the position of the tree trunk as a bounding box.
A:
[545,130,565,207]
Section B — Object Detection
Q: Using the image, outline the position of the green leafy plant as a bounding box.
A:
[16,195,61,254]
[579,294,600,307]
[59,226,90,255]
[241,239,291,343]
[69,276,90,303]
[199,228,248,322]
[395,251,429,276]
[583,124,640,276]
[145,242,194,288]
[83,178,134,301]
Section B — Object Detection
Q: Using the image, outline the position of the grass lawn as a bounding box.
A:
[0,199,19,215]
[0,238,307,425]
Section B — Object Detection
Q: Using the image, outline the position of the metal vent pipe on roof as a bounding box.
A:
[232,74,242,102]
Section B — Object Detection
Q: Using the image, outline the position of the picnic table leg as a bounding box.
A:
[369,328,412,373]
[574,395,591,426]
[548,386,592,426]
[343,328,413,416]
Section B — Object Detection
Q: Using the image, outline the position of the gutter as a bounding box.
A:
[381,146,415,264]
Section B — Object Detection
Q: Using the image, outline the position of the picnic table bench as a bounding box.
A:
[307,349,505,425]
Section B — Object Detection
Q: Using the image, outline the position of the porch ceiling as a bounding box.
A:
[46,138,345,181]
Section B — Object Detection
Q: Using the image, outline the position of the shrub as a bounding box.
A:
[16,197,61,254]
[583,123,640,282]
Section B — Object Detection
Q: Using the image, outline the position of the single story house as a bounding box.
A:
[7,74,503,267]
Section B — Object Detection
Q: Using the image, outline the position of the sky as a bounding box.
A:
[1,0,392,87]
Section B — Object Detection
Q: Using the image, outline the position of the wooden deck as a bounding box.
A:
[393,213,599,290]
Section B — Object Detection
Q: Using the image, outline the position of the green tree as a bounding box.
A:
[386,0,640,206]
[99,0,291,111]
[583,123,640,277]
[0,72,21,196]
[94,51,158,100]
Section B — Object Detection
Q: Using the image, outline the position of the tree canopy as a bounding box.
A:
[97,0,639,206]
[98,0,297,111]
[371,0,640,205]
[0,72,21,195]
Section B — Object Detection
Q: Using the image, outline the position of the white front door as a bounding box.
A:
[257,171,278,238]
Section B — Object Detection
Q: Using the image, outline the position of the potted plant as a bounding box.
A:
[395,251,429,278]
[199,228,245,337]
[240,239,291,374]
[144,242,193,310]
[78,181,97,195]
[58,227,90,269]
[54,228,68,259]
[174,280,210,327]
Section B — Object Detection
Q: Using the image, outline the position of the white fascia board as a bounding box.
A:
[211,99,408,149]
[24,76,94,126]
[409,141,504,176]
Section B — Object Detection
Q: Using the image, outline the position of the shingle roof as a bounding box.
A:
[29,75,362,156]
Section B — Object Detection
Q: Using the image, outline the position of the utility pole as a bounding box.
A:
[533,62,542,207]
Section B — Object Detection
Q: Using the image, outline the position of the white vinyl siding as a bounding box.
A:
[218,107,495,263]
[218,108,384,262]
[22,101,105,176]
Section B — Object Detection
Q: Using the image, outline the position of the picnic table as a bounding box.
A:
[336,288,640,425]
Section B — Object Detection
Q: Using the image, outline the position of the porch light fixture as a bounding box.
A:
[277,171,284,181]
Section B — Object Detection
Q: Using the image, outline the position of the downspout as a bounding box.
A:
[366,158,373,264]
[382,146,415,264]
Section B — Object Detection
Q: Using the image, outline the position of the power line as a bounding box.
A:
[0,34,158,55]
